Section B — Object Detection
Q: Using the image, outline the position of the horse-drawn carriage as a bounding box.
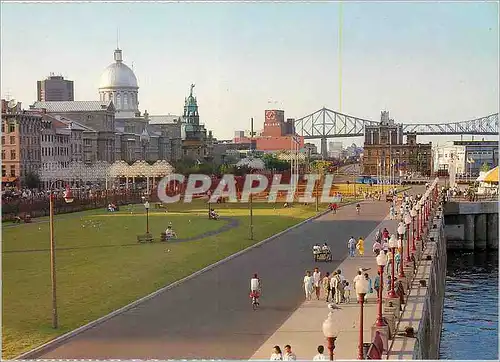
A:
[313,244,332,262]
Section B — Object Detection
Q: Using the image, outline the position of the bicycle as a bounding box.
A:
[250,290,260,310]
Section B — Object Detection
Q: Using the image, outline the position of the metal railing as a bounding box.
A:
[2,190,144,221]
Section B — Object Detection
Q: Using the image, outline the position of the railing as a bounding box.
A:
[1,190,144,221]
[447,194,498,202]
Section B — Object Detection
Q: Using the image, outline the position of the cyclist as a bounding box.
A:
[250,273,262,306]
[356,203,361,214]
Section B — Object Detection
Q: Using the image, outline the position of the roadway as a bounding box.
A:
[35,201,390,360]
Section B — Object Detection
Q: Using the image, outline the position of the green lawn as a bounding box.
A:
[2,200,353,359]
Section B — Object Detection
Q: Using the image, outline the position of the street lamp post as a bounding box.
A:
[397,223,406,278]
[322,304,339,361]
[375,251,387,326]
[50,184,74,329]
[144,201,150,234]
[404,213,412,261]
[387,234,398,298]
[356,277,370,359]
[410,208,417,252]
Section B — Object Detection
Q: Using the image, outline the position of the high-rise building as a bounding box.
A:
[37,74,74,101]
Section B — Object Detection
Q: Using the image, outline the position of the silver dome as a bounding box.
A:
[99,49,138,89]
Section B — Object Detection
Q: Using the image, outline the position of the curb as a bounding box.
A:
[15,199,359,360]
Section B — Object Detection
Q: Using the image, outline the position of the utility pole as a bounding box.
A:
[249,117,254,240]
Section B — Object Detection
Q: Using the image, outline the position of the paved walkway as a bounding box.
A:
[26,201,389,360]
[250,215,399,360]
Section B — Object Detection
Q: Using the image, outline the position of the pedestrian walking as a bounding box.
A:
[389,205,395,220]
[344,281,352,303]
[303,271,314,301]
[348,236,356,257]
[270,346,283,360]
[374,271,381,301]
[364,273,373,302]
[313,345,328,360]
[322,272,331,302]
[333,271,344,304]
[313,267,321,300]
[283,345,297,361]
[372,239,382,255]
[356,237,365,256]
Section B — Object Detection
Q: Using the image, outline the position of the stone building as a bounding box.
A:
[39,113,71,170]
[98,48,174,163]
[180,84,214,160]
[30,100,116,163]
[362,111,432,177]
[1,100,42,184]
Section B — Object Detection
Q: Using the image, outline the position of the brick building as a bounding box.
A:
[233,109,304,151]
[1,100,42,185]
[362,111,432,177]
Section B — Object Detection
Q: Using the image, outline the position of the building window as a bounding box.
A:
[10,136,15,144]
[10,165,15,177]
[9,123,15,133]
[1,166,5,177]
[1,150,4,160]
[10,150,16,159]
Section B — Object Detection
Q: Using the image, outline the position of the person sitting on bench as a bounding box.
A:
[165,225,177,239]
[209,208,219,220]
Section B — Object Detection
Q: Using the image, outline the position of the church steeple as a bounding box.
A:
[183,83,199,123]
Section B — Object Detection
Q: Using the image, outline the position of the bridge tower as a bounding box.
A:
[321,137,328,158]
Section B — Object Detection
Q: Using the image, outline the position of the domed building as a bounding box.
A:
[99,48,139,118]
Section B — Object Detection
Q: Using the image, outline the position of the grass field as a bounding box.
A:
[1,199,356,359]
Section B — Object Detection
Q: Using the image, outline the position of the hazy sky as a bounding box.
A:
[1,1,498,145]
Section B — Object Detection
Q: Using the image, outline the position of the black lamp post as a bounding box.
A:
[144,201,150,234]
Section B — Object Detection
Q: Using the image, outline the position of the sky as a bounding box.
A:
[1,1,499,146]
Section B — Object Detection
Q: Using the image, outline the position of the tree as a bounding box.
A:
[24,171,41,189]
[310,160,331,175]
[480,162,491,173]
[262,153,290,171]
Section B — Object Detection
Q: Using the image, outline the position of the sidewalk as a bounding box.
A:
[250,214,399,360]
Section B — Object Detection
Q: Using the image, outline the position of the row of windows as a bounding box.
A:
[41,134,70,143]
[1,136,16,144]
[1,150,16,160]
[1,120,40,134]
[1,165,16,177]
[1,122,16,133]
[41,147,69,157]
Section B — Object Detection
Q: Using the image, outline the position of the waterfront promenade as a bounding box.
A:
[22,200,391,359]
[250,216,398,360]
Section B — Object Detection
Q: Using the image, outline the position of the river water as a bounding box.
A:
[439,250,498,360]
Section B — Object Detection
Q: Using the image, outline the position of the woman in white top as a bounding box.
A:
[270,346,282,360]
[303,270,314,301]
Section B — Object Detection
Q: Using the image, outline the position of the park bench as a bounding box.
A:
[137,233,154,243]
[14,213,32,224]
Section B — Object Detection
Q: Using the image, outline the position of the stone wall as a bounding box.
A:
[388,210,447,360]
[443,201,498,250]
[412,213,447,359]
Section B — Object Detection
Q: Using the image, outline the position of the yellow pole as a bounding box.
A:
[338,1,343,113]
